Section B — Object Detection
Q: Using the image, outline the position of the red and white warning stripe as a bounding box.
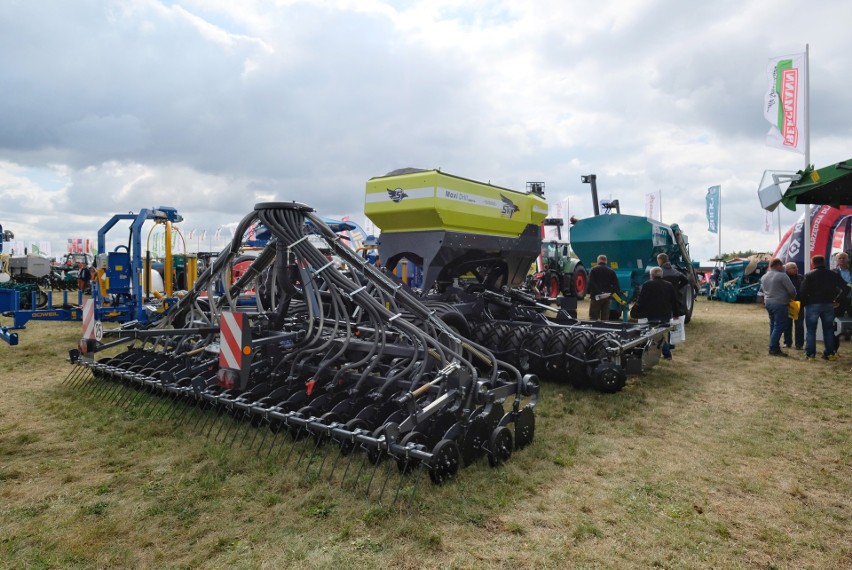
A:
[219,311,244,370]
[82,299,96,340]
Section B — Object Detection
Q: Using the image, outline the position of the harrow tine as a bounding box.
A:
[298,431,322,470]
[140,390,161,416]
[231,414,253,448]
[282,428,303,466]
[375,456,396,504]
[64,365,89,387]
[364,452,384,499]
[254,419,271,455]
[246,418,264,451]
[264,429,281,459]
[212,409,234,442]
[327,440,346,483]
[202,405,226,438]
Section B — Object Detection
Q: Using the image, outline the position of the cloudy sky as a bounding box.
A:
[1,0,850,263]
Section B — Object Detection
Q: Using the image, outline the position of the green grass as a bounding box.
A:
[0,299,850,568]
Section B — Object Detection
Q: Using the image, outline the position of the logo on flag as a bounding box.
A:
[645,191,661,221]
[764,53,807,154]
[706,185,720,234]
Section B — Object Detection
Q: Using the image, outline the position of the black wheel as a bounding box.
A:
[428,439,461,485]
[565,330,596,389]
[682,285,696,324]
[496,325,531,368]
[517,327,554,376]
[592,362,627,393]
[542,329,573,381]
[338,418,369,456]
[488,425,513,467]
[514,406,535,449]
[396,431,427,474]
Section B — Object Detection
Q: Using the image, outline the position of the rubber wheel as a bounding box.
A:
[592,362,627,393]
[542,329,573,382]
[396,431,427,474]
[428,439,461,485]
[573,267,588,300]
[517,327,554,376]
[488,425,513,467]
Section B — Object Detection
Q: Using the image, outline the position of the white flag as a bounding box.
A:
[644,191,661,220]
[762,209,773,234]
[764,52,807,154]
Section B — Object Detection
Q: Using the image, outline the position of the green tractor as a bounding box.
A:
[531,217,587,300]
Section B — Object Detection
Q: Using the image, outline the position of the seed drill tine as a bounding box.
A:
[327,440,347,483]
[231,414,252,448]
[253,420,271,455]
[314,436,332,479]
[375,456,396,504]
[294,433,313,468]
[67,364,91,387]
[246,418,264,451]
[203,405,227,438]
[282,428,304,466]
[364,452,384,499]
[264,429,281,459]
[65,365,88,387]
[75,369,99,390]
[214,409,235,442]
[350,448,372,491]
[140,390,161,416]
[298,431,321,469]
[238,413,257,447]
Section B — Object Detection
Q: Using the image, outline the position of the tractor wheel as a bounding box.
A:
[683,285,696,323]
[572,266,588,300]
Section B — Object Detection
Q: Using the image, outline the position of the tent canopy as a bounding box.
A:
[781,158,852,210]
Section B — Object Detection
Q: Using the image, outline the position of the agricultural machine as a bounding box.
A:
[1,208,193,346]
[66,201,541,496]
[531,215,587,300]
[570,212,700,322]
[708,255,770,303]
[365,169,673,394]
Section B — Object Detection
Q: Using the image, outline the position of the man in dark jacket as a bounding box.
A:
[656,253,688,314]
[632,266,681,359]
[831,252,851,349]
[799,254,851,361]
[587,254,620,320]
[783,262,804,350]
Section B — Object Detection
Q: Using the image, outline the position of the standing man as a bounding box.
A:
[799,254,850,361]
[758,258,796,357]
[831,252,851,349]
[631,266,681,359]
[783,262,804,350]
[587,254,620,320]
[657,252,688,314]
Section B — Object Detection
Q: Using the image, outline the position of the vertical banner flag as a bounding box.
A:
[706,185,720,233]
[543,198,570,240]
[644,191,661,220]
[762,209,773,234]
[764,52,807,154]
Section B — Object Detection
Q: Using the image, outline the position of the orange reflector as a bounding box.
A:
[242,346,251,355]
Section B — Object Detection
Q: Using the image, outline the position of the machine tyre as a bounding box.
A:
[487,425,513,467]
[429,439,461,485]
[572,266,587,300]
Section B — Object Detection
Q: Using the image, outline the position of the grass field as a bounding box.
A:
[1,297,849,569]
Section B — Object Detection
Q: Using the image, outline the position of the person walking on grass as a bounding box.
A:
[587,254,620,320]
[831,251,852,350]
[631,266,681,360]
[758,257,796,357]
[799,254,850,361]
[783,262,804,350]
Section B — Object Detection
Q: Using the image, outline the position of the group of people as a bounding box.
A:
[76,263,98,294]
[587,252,685,360]
[759,253,851,360]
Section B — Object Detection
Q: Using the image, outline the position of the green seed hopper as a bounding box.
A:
[365,169,548,292]
[570,213,699,321]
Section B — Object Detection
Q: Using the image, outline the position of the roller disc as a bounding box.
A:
[459,416,489,466]
[487,425,513,467]
[396,431,427,474]
[514,406,535,449]
[428,439,461,485]
[592,362,627,394]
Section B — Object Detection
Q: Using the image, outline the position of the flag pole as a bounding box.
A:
[717,187,722,259]
[803,44,811,268]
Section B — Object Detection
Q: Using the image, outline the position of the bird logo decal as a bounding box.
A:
[500,194,520,218]
[387,188,408,203]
